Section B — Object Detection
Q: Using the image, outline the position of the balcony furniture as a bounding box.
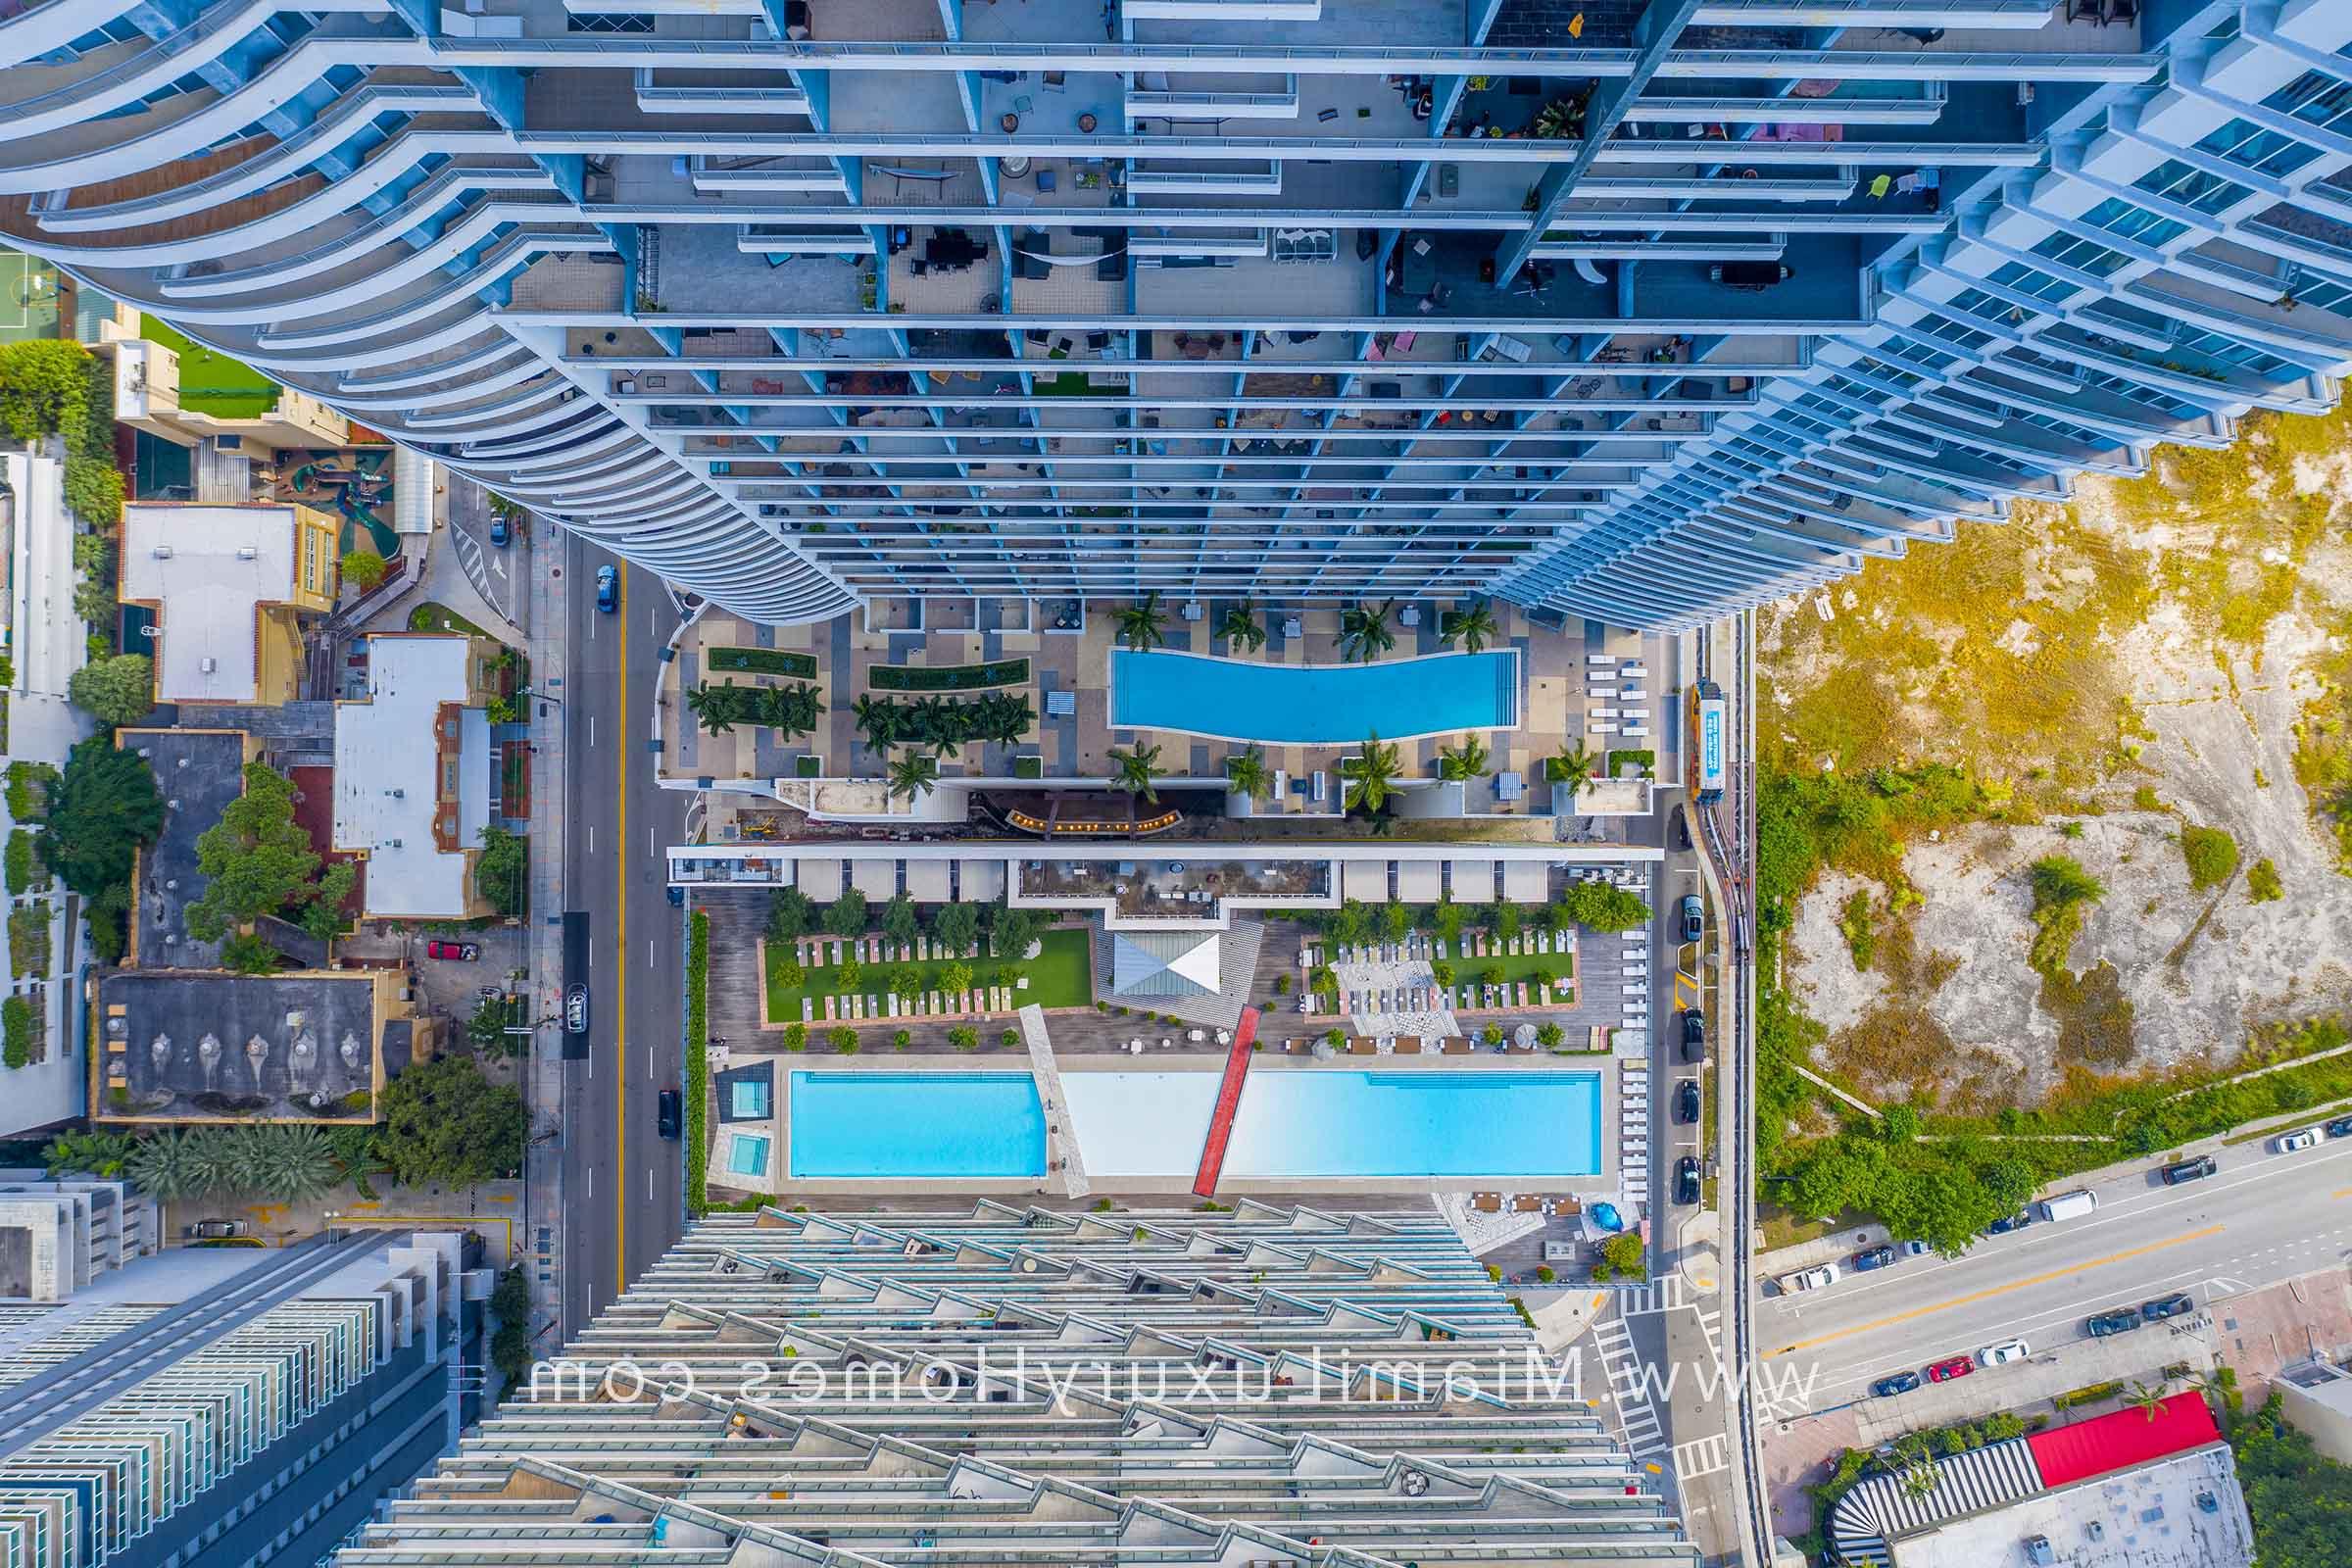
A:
[1867,172,1893,198]
[1437,163,1459,198]
[1001,113,1019,132]
[2101,0,2136,21]
[1416,282,1452,314]
[1086,331,1110,351]
[1036,167,1057,195]
[1001,155,1031,178]
[1077,112,1098,133]
[2067,0,2099,18]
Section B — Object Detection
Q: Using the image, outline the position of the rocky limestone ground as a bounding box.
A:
[1767,407,2352,1110]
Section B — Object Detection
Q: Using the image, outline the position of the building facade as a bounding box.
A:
[0,1229,469,1568]
[336,1200,1697,1565]
[2,3,2349,626]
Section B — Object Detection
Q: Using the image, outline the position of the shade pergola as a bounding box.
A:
[794,858,843,901]
[903,859,954,903]
[1503,860,1549,905]
[1447,859,1495,904]
[957,858,1006,902]
[1396,860,1443,903]
[850,858,899,902]
[1341,859,1388,902]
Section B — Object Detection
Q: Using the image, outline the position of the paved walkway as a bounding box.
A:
[1020,1004,1090,1200]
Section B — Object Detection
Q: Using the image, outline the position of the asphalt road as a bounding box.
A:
[1755,1133,2352,1417]
[556,534,691,1332]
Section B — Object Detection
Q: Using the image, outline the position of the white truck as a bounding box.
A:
[2036,1189,2096,1223]
[1775,1262,1842,1294]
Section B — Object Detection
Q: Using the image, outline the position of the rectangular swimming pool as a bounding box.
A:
[1110,649,1519,745]
[788,1072,1046,1179]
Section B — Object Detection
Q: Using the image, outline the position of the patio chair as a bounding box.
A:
[1036,167,1056,195]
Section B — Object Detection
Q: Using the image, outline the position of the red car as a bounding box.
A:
[424,940,480,961]
[1925,1356,1975,1384]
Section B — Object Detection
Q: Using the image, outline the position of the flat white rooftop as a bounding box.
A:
[334,634,488,918]
[1894,1446,2252,1568]
[117,502,300,705]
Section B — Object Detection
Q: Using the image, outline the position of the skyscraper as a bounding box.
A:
[4,1,2348,627]
[339,1201,1698,1565]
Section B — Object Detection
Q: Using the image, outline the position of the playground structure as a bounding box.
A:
[274,446,398,557]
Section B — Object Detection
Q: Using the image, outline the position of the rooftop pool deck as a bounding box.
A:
[757,1054,1623,1195]
[1109,648,1521,745]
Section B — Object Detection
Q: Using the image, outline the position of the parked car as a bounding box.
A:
[1926,1356,1975,1384]
[1680,1009,1705,1063]
[1902,1240,1930,1257]
[666,885,685,908]
[1670,808,1691,852]
[488,511,511,547]
[564,984,589,1036]
[2141,1293,2197,1322]
[1679,894,1704,944]
[185,1219,245,1239]
[595,564,618,612]
[2160,1154,2218,1185]
[424,939,480,961]
[1674,1155,1700,1205]
[2327,1115,2352,1140]
[2085,1309,2141,1338]
[657,1089,682,1140]
[1977,1338,2030,1367]
[1850,1245,1897,1273]
[1674,1080,1700,1125]
[2275,1127,2322,1154]
[1785,1263,1840,1293]
[1870,1371,1922,1398]
[1986,1211,2035,1236]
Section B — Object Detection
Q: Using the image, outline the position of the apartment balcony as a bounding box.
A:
[1140,248,1376,317]
[687,155,851,199]
[1008,231,1127,315]
[981,70,1122,141]
[632,68,810,118]
[1126,72,1300,123]
[652,223,865,314]
[509,252,627,313]
[1125,0,1469,48]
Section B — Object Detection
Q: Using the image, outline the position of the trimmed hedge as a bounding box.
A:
[686,909,710,1214]
[709,646,817,678]
[869,658,1031,693]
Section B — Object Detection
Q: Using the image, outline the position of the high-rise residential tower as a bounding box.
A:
[336,1201,1699,1566]
[4,1,2349,627]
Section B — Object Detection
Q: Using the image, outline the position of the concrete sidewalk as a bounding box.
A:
[172,1180,526,1261]
[523,524,571,1344]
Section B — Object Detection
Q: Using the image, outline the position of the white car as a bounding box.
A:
[1978,1338,2030,1368]
[2276,1128,2322,1154]
[1788,1263,1841,1292]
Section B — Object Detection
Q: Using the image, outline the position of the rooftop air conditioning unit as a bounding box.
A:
[199,658,217,673]
[235,546,258,560]
[152,546,172,559]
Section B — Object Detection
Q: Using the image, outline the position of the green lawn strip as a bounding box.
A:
[686,910,710,1213]
[138,314,280,416]
[764,926,1093,1024]
[709,646,817,677]
[869,658,1031,693]
[407,601,495,638]
[1438,938,1575,1004]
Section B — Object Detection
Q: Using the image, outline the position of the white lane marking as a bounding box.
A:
[588,826,595,856]
[589,715,596,748]
[587,1167,594,1200]
[648,938,656,968]
[649,827,656,857]
[648,1168,656,1200]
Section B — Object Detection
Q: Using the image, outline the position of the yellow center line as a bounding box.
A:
[1763,1224,2226,1357]
[614,564,630,1297]
[2332,1188,2352,1200]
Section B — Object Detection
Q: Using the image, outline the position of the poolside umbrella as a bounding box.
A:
[1513,1023,1538,1049]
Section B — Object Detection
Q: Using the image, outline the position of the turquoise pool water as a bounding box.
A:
[785,1069,1601,1181]
[727,1133,772,1177]
[1110,649,1519,744]
[788,1072,1046,1179]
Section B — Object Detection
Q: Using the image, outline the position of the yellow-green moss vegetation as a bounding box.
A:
[2294,612,2352,871]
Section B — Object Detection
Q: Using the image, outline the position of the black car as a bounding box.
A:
[1675,1080,1700,1125]
[2141,1293,2197,1322]
[2161,1154,2217,1185]
[1850,1245,1897,1272]
[2328,1115,2352,1140]
[2085,1309,2141,1338]
[1870,1371,1922,1398]
[1674,1155,1701,1205]
[1986,1210,2034,1236]
[1681,1010,1706,1063]
[185,1219,245,1239]
[657,1089,682,1140]
[666,885,685,908]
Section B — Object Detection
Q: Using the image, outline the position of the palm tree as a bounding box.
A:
[1107,744,1163,806]
[888,752,941,803]
[1442,598,1500,654]
[1437,735,1491,782]
[124,1132,197,1200]
[1115,592,1166,652]
[43,1129,136,1179]
[2126,1379,2172,1421]
[1219,600,1266,654]
[1337,600,1396,663]
[181,1127,241,1200]
[1342,731,1402,815]
[852,694,900,756]
[265,1126,342,1202]
[1546,738,1596,784]
[1224,744,1271,801]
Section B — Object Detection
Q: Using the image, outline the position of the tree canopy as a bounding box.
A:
[2234,1393,2352,1568]
[376,1054,526,1189]
[184,762,321,943]
[476,826,527,919]
[37,737,164,898]
[68,653,156,726]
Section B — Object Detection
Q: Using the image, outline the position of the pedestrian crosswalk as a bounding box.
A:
[1672,1430,1729,1483]
[1611,1274,1691,1317]
[1591,1316,1667,1458]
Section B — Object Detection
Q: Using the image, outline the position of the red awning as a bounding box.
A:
[2028,1392,2222,1489]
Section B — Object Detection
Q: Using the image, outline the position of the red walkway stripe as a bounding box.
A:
[1193,1007,1259,1198]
